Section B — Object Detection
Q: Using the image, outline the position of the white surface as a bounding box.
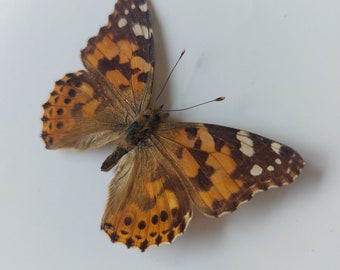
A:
[1,0,339,269]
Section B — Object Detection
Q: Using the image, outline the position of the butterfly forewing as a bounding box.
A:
[155,123,304,217]
[81,0,154,115]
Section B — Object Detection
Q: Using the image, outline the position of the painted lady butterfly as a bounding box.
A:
[41,0,304,251]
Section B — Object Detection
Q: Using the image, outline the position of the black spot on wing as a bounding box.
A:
[185,127,198,140]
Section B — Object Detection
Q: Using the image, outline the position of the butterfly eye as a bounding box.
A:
[143,111,151,119]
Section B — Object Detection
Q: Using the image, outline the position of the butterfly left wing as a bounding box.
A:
[101,140,192,251]
[154,122,304,217]
[42,0,154,150]
[81,0,154,115]
[41,71,130,150]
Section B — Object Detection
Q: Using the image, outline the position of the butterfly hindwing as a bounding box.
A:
[101,141,192,251]
[41,71,127,150]
[155,123,304,217]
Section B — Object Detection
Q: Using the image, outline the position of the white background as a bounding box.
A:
[1,0,339,269]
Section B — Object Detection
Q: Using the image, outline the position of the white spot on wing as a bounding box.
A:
[124,9,129,15]
[118,18,127,28]
[236,130,255,157]
[132,23,151,39]
[240,144,255,157]
[267,165,275,171]
[131,4,136,9]
[271,142,282,155]
[139,2,148,12]
[275,158,282,165]
[250,164,263,176]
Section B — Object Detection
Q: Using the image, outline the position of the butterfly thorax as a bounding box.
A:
[101,107,164,172]
[125,108,163,144]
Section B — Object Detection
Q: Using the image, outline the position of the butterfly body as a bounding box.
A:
[101,107,164,171]
[41,0,304,251]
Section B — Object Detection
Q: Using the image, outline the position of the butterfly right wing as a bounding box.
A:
[41,71,129,150]
[155,122,304,217]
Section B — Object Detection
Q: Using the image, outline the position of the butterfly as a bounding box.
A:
[41,0,304,251]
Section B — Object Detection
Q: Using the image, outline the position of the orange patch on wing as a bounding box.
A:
[86,49,104,68]
[131,56,152,92]
[197,128,215,152]
[220,145,231,155]
[131,79,146,93]
[143,177,164,198]
[116,40,138,63]
[106,69,129,87]
[78,81,95,95]
[235,179,246,188]
[96,36,120,59]
[179,148,200,178]
[82,99,101,118]
[175,129,196,148]
[206,155,241,194]
[211,152,237,175]
[131,56,150,70]
[162,189,180,210]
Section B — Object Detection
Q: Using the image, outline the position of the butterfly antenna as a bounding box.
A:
[153,50,186,105]
[163,96,225,112]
